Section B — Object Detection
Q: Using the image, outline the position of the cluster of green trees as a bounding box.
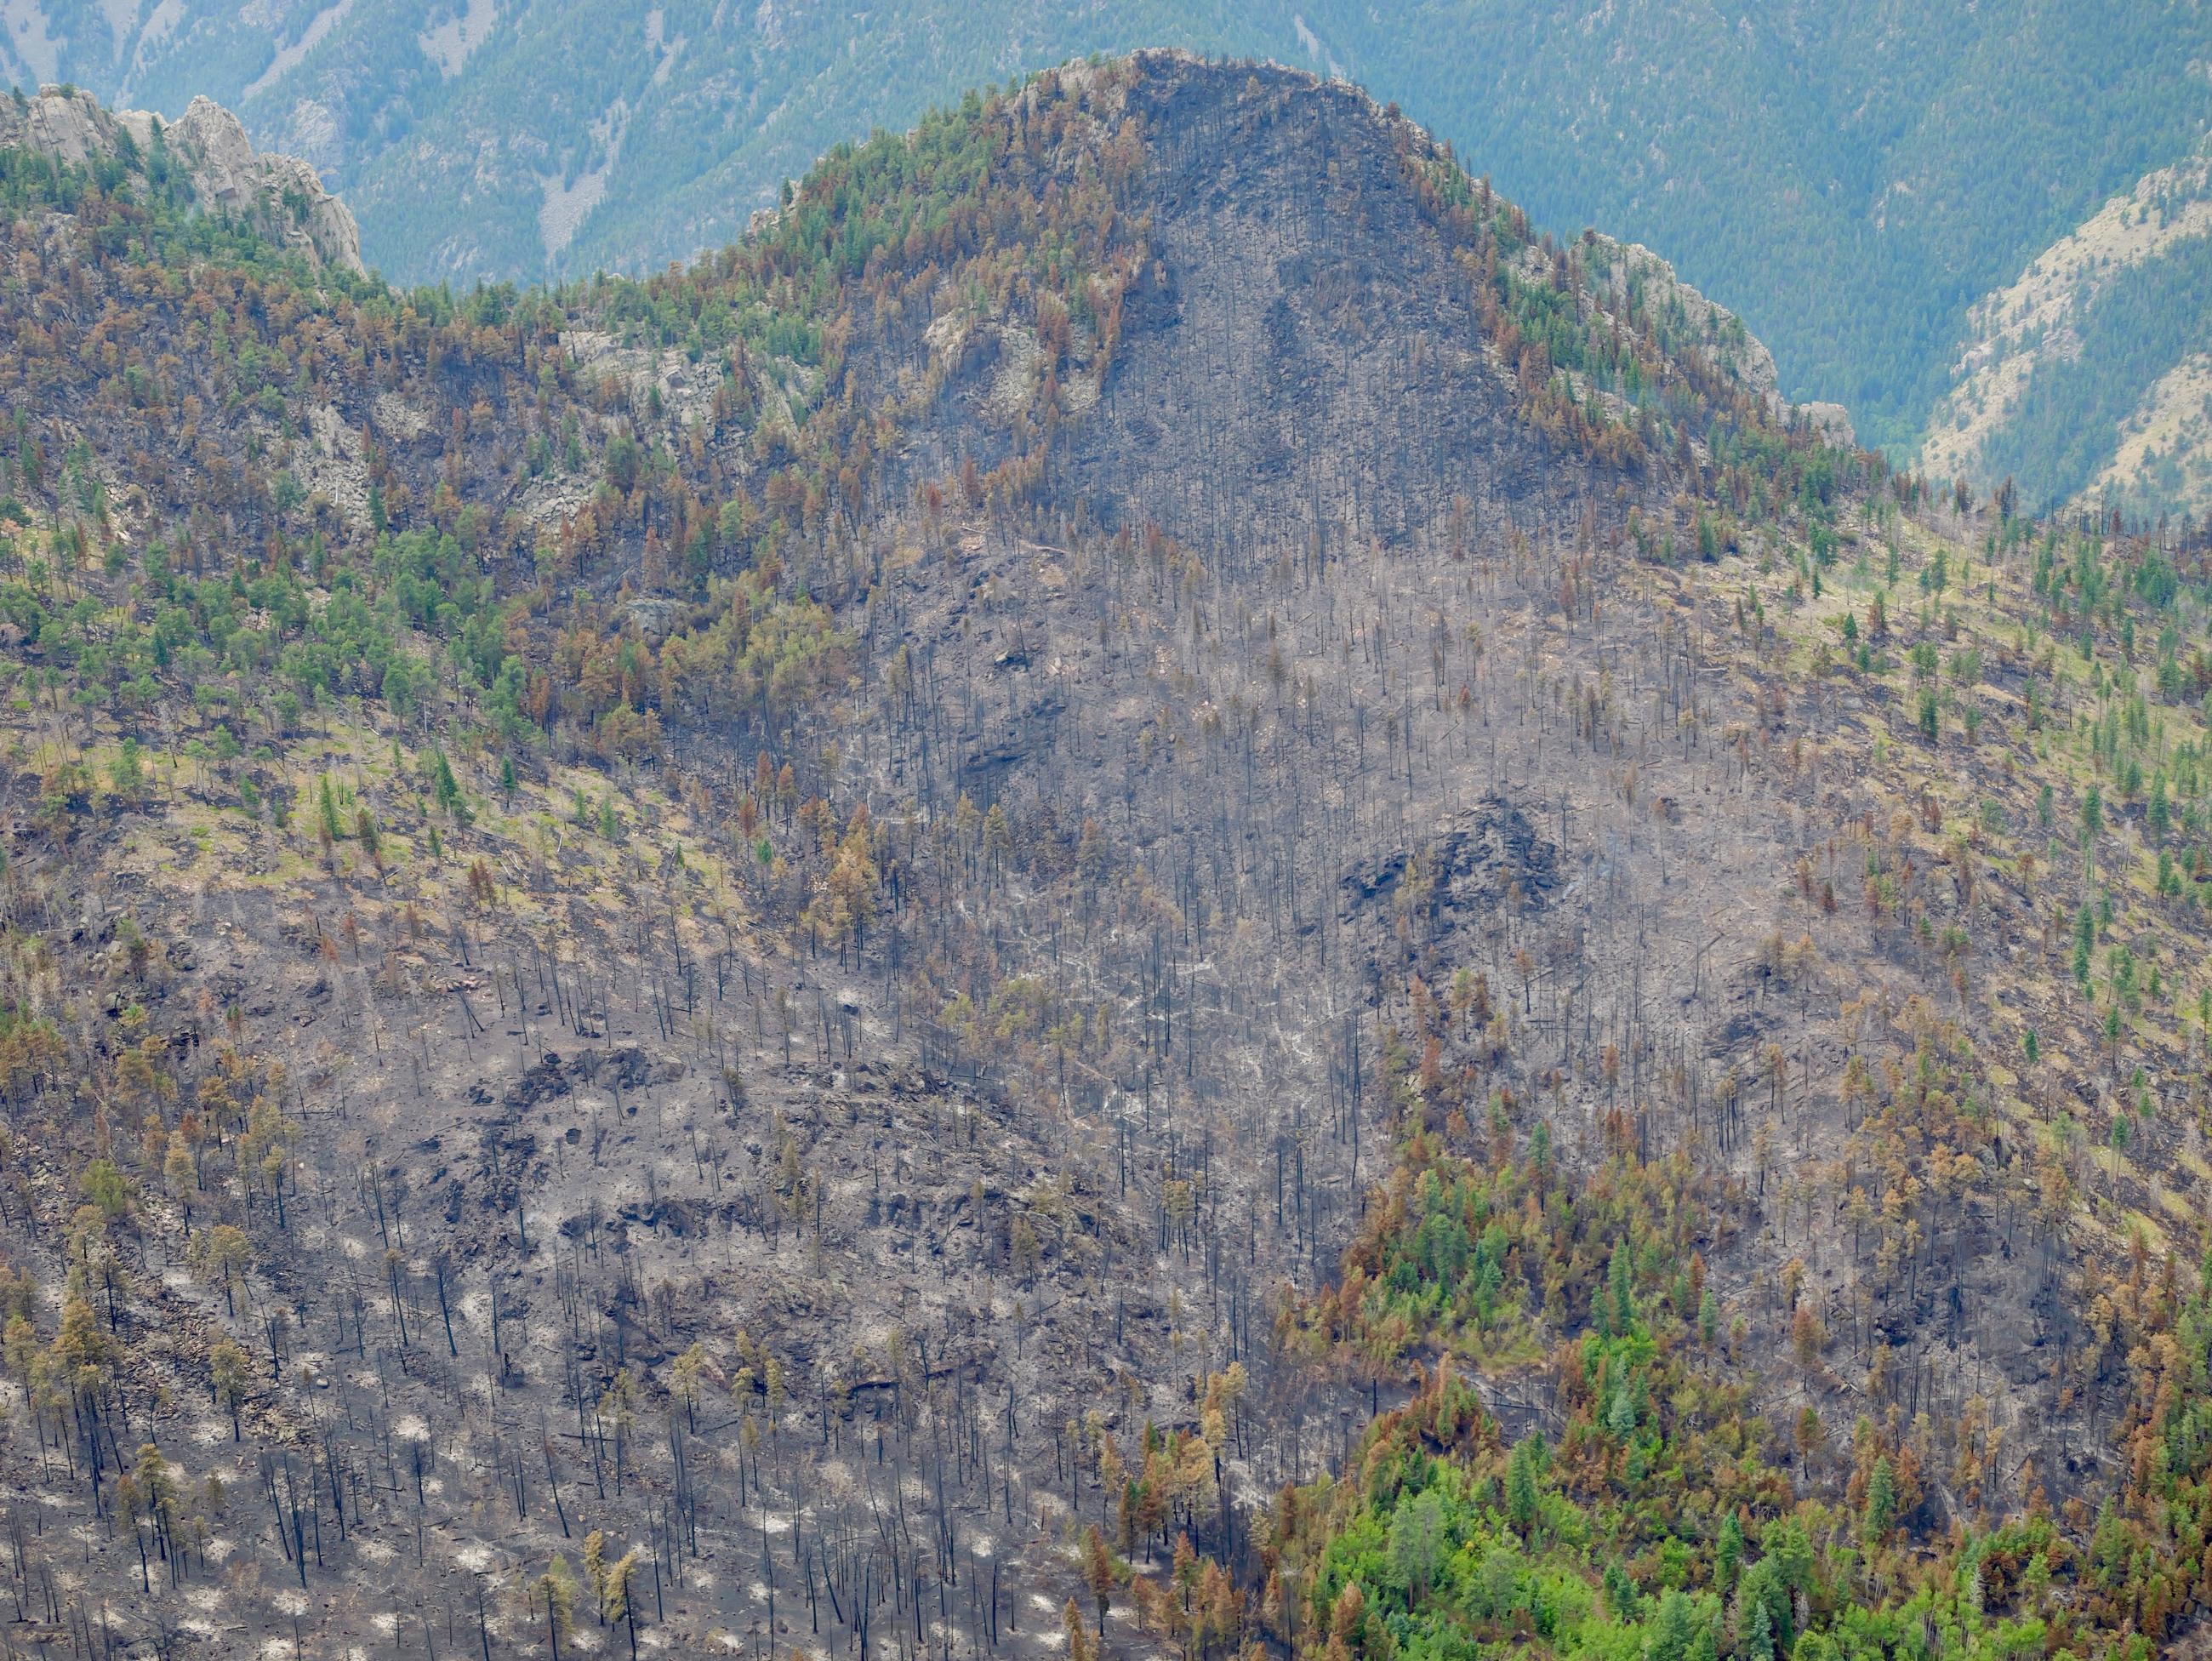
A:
[1270,1118,2212,1660]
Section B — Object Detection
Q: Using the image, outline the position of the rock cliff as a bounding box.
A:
[0,85,363,273]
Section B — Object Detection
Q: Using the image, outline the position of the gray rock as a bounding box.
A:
[0,86,365,276]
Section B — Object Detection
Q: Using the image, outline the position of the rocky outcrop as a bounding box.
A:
[0,84,114,165]
[1795,400,1856,448]
[0,87,364,276]
[1598,239,1780,400]
[154,96,364,275]
[1599,240,1856,447]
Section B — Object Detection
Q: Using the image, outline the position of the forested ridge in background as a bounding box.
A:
[3,0,2211,514]
[4,48,2212,1661]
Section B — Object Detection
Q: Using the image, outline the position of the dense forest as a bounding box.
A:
[1977,229,2212,513]
[0,50,2209,1661]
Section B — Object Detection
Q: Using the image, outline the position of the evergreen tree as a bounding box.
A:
[1865,1454,1897,1541]
[1506,1435,1541,1537]
[1716,1511,1744,1593]
[1645,1589,1697,1661]
[1742,1593,1775,1661]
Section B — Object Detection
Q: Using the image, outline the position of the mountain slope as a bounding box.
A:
[0,57,2210,1661]
[8,0,2208,488]
[1290,0,2212,459]
[1921,139,2212,521]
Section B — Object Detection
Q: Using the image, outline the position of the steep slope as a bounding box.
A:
[2,0,1283,278]
[7,0,2206,477]
[2090,353,2212,522]
[1288,0,2212,458]
[1921,140,2212,522]
[0,55,2209,1661]
[840,64,1784,562]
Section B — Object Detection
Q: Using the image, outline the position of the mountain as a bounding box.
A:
[4,1,2207,499]
[1921,138,2212,523]
[2,55,2212,1661]
[1289,2,2212,465]
[1,1,1281,286]
[0,82,363,271]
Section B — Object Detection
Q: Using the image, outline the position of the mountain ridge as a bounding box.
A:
[0,80,363,271]
[0,53,2209,1661]
[1920,137,2212,522]
[4,0,2198,500]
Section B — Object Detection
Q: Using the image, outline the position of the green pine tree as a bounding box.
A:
[1716,1510,1744,1593]
[1742,1592,1775,1661]
[430,750,464,818]
[1865,1455,1897,1542]
[1505,1436,1540,1537]
[1645,1590,1697,1661]
[1607,1241,1634,1335]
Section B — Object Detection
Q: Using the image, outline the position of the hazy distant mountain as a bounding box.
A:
[1920,137,2212,522]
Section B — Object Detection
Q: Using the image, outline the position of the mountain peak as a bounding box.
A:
[808,50,1839,562]
[10,41,2207,1661]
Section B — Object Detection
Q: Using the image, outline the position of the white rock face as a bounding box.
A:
[0,85,365,275]
[1795,400,1856,448]
[3,83,112,164]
